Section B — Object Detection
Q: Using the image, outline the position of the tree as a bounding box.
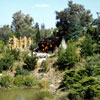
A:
[88,18,100,53]
[80,35,94,57]
[56,1,93,40]
[35,23,40,44]
[0,25,12,43]
[11,11,34,38]
[57,39,78,70]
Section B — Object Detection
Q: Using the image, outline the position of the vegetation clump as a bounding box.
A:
[0,53,14,72]
[24,55,37,71]
[33,89,54,100]
[0,75,14,88]
[57,39,78,70]
[80,35,95,57]
[60,68,100,100]
[15,66,29,76]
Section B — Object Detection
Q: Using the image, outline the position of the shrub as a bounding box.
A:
[57,39,78,70]
[60,68,100,100]
[0,40,5,53]
[40,61,48,72]
[33,90,54,100]
[15,66,29,76]
[60,68,88,89]
[0,53,14,72]
[21,51,29,61]
[85,54,100,76]
[24,55,37,71]
[24,76,39,87]
[80,35,94,57]
[14,75,25,87]
[9,49,20,60]
[0,75,14,87]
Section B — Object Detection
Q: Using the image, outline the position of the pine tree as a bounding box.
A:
[57,39,78,70]
[35,23,40,44]
[80,35,94,57]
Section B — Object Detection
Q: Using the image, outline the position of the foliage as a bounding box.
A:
[7,49,20,60]
[56,1,93,40]
[11,11,34,38]
[0,53,14,72]
[85,54,100,76]
[21,51,29,61]
[87,25,98,40]
[14,75,25,86]
[60,68,100,100]
[35,23,40,44]
[0,75,14,87]
[68,77,100,100]
[58,45,65,57]
[24,55,37,71]
[87,22,100,53]
[57,39,78,70]
[40,28,53,40]
[0,25,12,43]
[40,60,48,72]
[33,89,54,100]
[56,93,68,100]
[60,68,88,89]
[0,40,5,53]
[15,66,29,76]
[24,76,39,87]
[80,35,94,57]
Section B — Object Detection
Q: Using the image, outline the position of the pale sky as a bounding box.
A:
[0,0,100,28]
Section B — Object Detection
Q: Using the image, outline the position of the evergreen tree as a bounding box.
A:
[57,39,78,70]
[35,23,40,44]
[56,1,93,40]
[80,35,94,57]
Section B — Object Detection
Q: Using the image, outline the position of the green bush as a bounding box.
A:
[85,54,100,76]
[0,40,5,53]
[33,89,54,100]
[8,49,20,60]
[15,66,29,76]
[14,75,25,87]
[0,75,14,87]
[60,68,88,89]
[0,53,14,72]
[60,68,100,100]
[80,35,94,57]
[24,55,37,71]
[24,76,39,87]
[21,51,29,61]
[57,39,78,70]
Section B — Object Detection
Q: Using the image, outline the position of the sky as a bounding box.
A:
[0,0,100,29]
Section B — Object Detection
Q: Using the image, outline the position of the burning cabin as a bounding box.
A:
[38,36,61,52]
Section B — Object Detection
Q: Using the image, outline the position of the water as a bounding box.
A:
[0,88,38,100]
[61,38,67,49]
